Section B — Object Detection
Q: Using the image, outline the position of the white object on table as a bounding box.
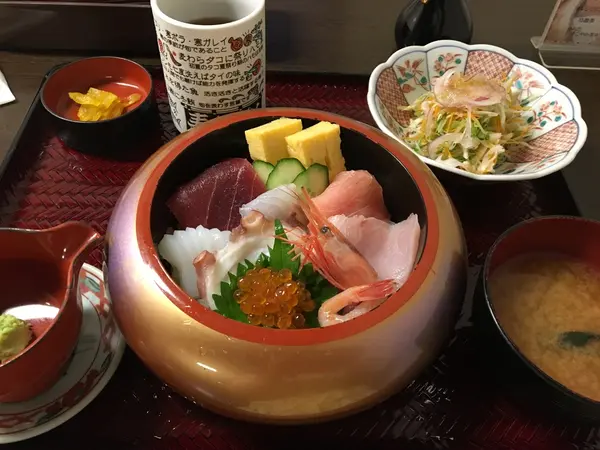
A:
[0,69,15,106]
[532,0,600,70]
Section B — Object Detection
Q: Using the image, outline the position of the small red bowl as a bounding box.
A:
[41,56,156,159]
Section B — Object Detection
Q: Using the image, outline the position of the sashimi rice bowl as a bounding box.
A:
[105,108,467,423]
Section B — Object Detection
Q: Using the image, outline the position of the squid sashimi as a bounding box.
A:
[167,158,266,231]
[328,213,421,286]
[313,170,390,221]
[158,226,231,302]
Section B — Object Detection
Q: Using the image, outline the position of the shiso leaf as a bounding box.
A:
[256,253,269,268]
[213,260,255,323]
[269,219,300,274]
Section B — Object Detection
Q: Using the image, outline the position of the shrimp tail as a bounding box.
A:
[318,279,398,327]
[358,279,398,297]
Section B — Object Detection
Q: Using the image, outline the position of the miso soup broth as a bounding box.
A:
[489,252,600,401]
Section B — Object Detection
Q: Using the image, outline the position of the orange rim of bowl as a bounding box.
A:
[136,108,440,345]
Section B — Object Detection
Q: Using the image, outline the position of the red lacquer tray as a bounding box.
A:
[0,66,592,450]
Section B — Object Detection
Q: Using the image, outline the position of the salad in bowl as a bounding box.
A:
[367,40,587,181]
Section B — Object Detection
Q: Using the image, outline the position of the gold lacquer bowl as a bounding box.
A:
[105,108,467,424]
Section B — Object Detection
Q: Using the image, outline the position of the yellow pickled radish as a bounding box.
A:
[68,87,141,122]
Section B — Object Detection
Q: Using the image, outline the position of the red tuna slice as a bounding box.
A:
[167,158,266,231]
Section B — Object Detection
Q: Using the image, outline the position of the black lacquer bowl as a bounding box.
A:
[475,216,600,422]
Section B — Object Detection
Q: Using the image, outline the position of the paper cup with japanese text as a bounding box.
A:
[150,0,265,133]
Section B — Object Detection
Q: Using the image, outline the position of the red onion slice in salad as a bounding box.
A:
[433,69,506,108]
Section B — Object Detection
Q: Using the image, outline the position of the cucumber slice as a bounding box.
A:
[252,160,274,185]
[293,163,329,196]
[266,158,305,189]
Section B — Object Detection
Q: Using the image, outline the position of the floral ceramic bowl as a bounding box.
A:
[367,40,587,181]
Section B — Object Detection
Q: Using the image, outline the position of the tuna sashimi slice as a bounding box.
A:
[313,170,390,221]
[329,213,421,286]
[167,158,266,231]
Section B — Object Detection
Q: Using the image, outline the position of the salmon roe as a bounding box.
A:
[234,267,316,329]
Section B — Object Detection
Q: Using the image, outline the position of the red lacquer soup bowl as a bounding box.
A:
[105,108,467,424]
[0,222,101,403]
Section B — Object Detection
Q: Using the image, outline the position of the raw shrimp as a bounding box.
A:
[318,280,398,327]
[290,188,379,290]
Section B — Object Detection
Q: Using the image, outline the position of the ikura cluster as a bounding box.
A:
[234,267,316,329]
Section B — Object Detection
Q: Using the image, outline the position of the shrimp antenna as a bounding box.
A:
[274,184,302,202]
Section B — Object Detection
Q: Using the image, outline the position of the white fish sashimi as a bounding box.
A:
[329,213,421,286]
[157,225,231,300]
[239,184,303,222]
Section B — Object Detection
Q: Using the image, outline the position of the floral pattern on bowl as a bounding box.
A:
[0,264,125,444]
[367,40,588,181]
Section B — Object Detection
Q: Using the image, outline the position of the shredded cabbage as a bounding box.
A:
[400,69,534,175]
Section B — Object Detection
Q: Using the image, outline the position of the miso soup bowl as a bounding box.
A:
[478,216,600,421]
[105,108,467,424]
